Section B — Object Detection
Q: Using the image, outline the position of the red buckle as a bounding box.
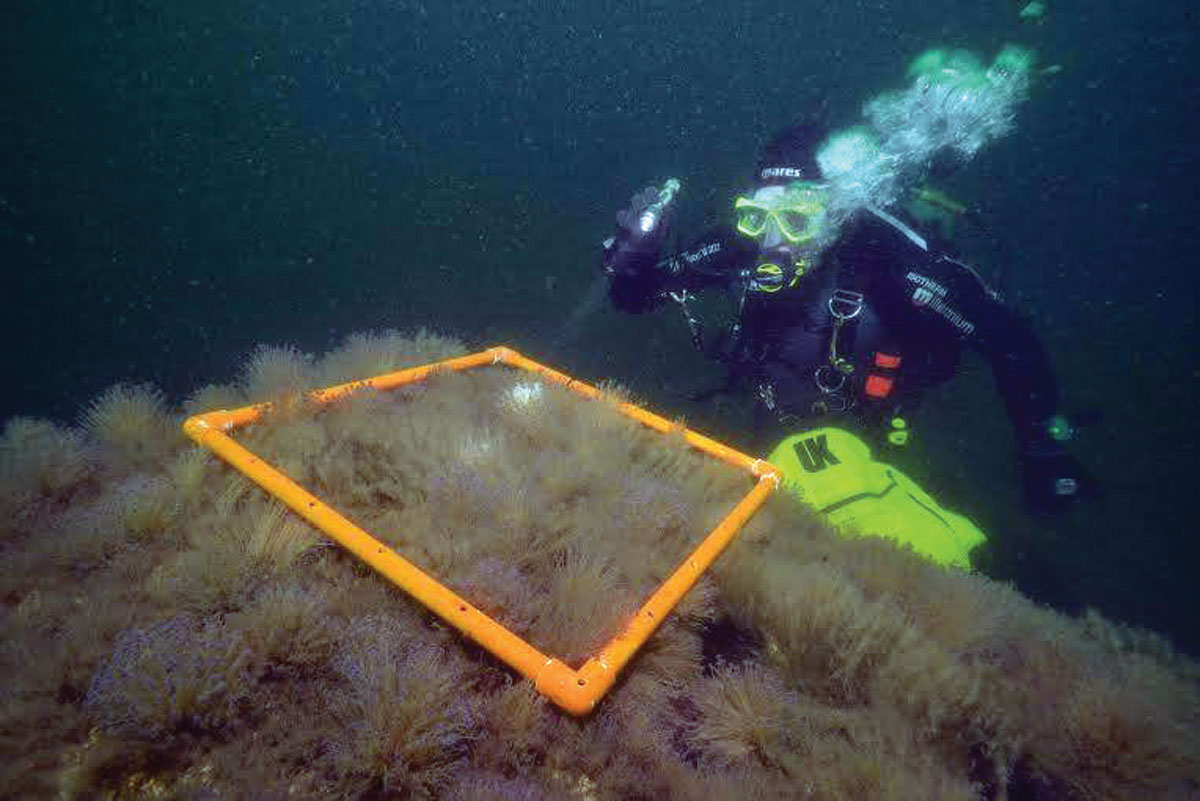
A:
[864,374,894,399]
[874,352,901,369]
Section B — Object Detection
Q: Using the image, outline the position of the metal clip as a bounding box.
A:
[828,289,864,321]
[827,289,864,375]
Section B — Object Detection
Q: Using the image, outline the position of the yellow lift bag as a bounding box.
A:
[768,427,986,569]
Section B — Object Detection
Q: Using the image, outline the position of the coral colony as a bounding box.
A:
[2,329,1198,798]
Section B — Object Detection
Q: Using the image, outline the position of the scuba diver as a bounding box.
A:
[598,47,1095,568]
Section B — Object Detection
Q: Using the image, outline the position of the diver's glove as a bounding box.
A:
[1020,445,1099,515]
[601,179,681,279]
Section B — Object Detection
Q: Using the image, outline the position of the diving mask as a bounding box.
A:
[734,182,828,245]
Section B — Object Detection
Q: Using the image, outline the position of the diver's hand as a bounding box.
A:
[616,182,679,242]
[1020,449,1100,515]
[602,180,680,277]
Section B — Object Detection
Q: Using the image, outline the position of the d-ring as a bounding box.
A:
[829,289,864,321]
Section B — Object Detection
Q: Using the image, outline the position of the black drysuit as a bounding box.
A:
[608,209,1060,456]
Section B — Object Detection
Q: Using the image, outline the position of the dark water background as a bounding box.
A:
[3,2,1197,653]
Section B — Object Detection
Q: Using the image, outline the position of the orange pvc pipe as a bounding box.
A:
[494,348,776,478]
[550,473,779,713]
[183,346,780,715]
[307,349,503,405]
[183,415,574,687]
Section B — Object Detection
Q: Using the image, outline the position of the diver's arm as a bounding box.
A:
[902,255,1094,511]
[605,222,749,313]
[903,254,1059,441]
[660,229,755,291]
[602,182,679,312]
[979,306,1061,449]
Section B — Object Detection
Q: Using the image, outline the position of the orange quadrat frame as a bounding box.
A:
[183,346,781,715]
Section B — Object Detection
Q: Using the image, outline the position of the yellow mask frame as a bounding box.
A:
[734,182,828,244]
